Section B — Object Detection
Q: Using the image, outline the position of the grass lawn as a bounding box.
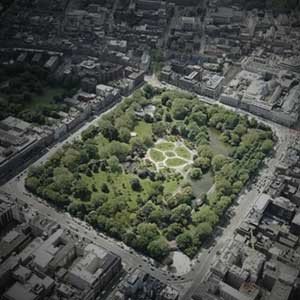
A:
[209,128,233,157]
[175,146,192,160]
[164,178,180,194]
[165,157,187,167]
[190,172,214,198]
[134,122,153,139]
[165,151,176,157]
[149,149,165,162]
[156,142,175,151]
[82,171,156,210]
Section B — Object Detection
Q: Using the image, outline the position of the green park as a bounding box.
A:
[25,84,275,260]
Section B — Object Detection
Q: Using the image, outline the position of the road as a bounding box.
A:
[0,77,297,299]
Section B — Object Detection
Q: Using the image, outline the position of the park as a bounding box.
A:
[25,84,275,260]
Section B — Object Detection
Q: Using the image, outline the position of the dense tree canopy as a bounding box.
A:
[25,86,274,259]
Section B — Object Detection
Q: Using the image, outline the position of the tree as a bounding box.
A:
[165,112,172,122]
[85,211,98,227]
[147,238,170,259]
[149,207,170,225]
[197,145,214,161]
[143,84,155,99]
[193,222,212,246]
[228,132,239,146]
[115,111,137,131]
[161,94,170,106]
[108,141,130,162]
[25,176,40,192]
[152,122,167,137]
[224,113,239,129]
[130,137,146,153]
[211,155,228,173]
[232,180,243,194]
[79,149,90,164]
[101,183,110,194]
[190,168,203,180]
[164,223,183,241]
[119,127,131,143]
[81,125,99,141]
[171,98,193,120]
[136,223,160,249]
[233,124,247,137]
[84,143,98,160]
[73,180,91,201]
[62,148,81,171]
[176,231,193,250]
[68,201,86,217]
[193,157,211,172]
[261,139,274,154]
[192,205,219,226]
[214,196,232,215]
[215,178,232,196]
[99,197,127,217]
[53,167,74,194]
[170,204,191,225]
[131,178,142,192]
[98,119,118,141]
[187,121,201,141]
[91,192,107,209]
[107,156,122,173]
[190,111,207,126]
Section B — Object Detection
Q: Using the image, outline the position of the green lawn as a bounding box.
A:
[134,122,153,139]
[164,178,180,194]
[149,149,165,162]
[209,128,233,157]
[156,142,175,151]
[82,171,155,210]
[165,157,187,167]
[175,146,192,160]
[165,151,176,157]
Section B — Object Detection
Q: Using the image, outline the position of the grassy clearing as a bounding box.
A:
[156,142,175,151]
[83,171,155,210]
[175,146,192,160]
[164,178,180,194]
[134,122,153,139]
[209,128,233,157]
[149,149,165,162]
[165,151,176,157]
[165,157,187,167]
